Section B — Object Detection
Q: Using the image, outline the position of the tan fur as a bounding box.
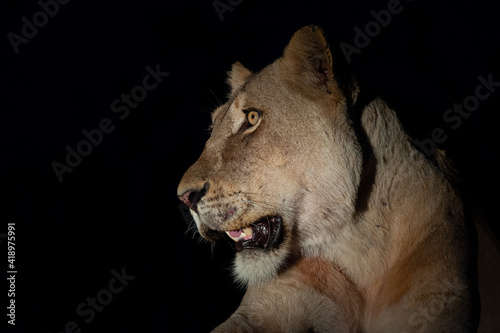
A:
[178,26,499,332]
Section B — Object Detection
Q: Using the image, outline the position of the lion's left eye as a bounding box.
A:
[247,110,260,126]
[239,108,262,133]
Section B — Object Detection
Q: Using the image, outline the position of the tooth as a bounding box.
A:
[242,227,253,240]
[226,227,253,242]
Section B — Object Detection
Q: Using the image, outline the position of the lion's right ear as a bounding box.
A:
[227,62,252,95]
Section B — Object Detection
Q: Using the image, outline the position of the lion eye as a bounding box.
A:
[247,110,260,126]
[239,108,262,133]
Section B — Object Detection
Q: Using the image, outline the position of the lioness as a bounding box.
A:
[177,26,499,332]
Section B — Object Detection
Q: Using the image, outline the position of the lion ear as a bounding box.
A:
[227,62,252,95]
[282,26,334,91]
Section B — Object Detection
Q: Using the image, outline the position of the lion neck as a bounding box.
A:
[323,97,455,289]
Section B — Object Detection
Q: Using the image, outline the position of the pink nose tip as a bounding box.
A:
[177,182,210,213]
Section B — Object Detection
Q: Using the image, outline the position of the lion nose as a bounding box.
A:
[178,182,210,213]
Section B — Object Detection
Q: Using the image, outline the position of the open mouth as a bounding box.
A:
[225,216,284,252]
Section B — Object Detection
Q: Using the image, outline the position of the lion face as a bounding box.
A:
[178,26,363,285]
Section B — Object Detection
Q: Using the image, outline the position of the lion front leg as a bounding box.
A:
[212,262,361,333]
[212,285,338,333]
[211,312,262,333]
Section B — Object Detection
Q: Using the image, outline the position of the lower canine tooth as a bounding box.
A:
[242,227,253,240]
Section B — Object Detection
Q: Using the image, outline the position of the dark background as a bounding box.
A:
[1,0,499,332]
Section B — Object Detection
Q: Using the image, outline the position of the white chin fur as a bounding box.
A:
[232,247,290,286]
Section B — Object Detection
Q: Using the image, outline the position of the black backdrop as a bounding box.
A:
[2,0,499,332]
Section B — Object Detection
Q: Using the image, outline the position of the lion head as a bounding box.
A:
[177,26,363,285]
